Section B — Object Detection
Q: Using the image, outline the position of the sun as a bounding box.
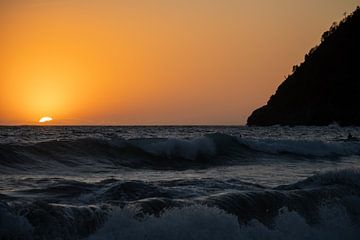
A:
[39,116,53,123]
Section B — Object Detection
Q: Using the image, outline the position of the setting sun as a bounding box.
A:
[39,116,53,123]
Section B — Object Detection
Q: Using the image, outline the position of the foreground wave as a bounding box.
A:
[1,169,360,239]
[89,205,359,240]
[1,133,360,171]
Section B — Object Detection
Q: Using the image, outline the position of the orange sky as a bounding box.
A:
[1,0,359,125]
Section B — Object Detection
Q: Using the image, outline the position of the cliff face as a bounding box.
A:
[247,7,360,126]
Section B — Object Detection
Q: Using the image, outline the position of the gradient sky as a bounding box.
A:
[1,0,359,125]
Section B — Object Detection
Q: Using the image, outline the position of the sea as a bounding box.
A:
[1,125,360,240]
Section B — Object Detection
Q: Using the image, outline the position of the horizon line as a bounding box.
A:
[0,124,247,127]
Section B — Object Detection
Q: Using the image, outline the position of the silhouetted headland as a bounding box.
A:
[248,7,360,126]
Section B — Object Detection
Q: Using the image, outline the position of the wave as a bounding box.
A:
[8,169,360,217]
[1,133,360,171]
[88,170,360,239]
[0,201,110,240]
[239,137,360,157]
[0,133,244,171]
[2,169,360,239]
[123,169,360,223]
[277,168,360,189]
[88,205,360,240]
[3,202,359,240]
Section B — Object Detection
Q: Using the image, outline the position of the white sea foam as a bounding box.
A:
[132,136,217,160]
[88,205,360,240]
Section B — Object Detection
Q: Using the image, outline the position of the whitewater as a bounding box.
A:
[1,126,360,239]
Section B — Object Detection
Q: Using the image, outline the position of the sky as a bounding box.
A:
[1,0,359,125]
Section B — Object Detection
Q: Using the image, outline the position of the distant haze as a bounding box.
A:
[1,0,359,125]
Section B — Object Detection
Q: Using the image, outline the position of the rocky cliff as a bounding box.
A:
[248,7,360,126]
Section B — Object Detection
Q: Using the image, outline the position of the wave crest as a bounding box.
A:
[1,133,360,171]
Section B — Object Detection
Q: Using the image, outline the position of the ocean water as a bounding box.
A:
[1,126,360,239]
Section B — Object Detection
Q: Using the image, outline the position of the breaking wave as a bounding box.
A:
[86,169,360,240]
[2,169,360,239]
[1,133,360,172]
[88,205,360,240]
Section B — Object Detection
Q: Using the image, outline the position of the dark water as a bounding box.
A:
[1,126,360,239]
